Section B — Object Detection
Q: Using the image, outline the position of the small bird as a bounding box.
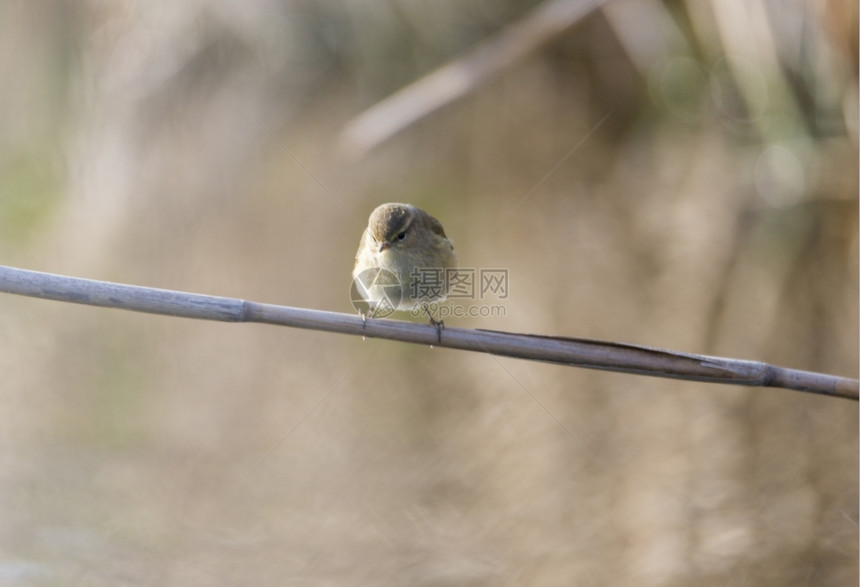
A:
[353,203,457,335]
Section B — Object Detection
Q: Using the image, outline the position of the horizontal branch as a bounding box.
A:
[0,265,856,401]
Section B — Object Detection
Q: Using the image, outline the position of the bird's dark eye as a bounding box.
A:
[397,231,407,240]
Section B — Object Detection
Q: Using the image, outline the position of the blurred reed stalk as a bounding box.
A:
[339,0,608,157]
[0,265,855,400]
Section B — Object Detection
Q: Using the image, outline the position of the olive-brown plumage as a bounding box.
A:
[353,203,457,313]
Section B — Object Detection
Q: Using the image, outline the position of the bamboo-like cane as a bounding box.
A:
[0,265,855,400]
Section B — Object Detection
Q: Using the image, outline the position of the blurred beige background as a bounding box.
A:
[0,1,857,585]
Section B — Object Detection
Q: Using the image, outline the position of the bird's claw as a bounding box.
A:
[422,304,444,345]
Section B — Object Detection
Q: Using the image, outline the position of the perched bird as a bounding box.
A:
[353,203,457,333]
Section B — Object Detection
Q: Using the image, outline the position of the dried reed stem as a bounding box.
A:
[0,265,855,400]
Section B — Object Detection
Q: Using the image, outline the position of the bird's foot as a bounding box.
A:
[422,304,443,345]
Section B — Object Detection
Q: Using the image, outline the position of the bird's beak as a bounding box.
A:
[378,241,391,252]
